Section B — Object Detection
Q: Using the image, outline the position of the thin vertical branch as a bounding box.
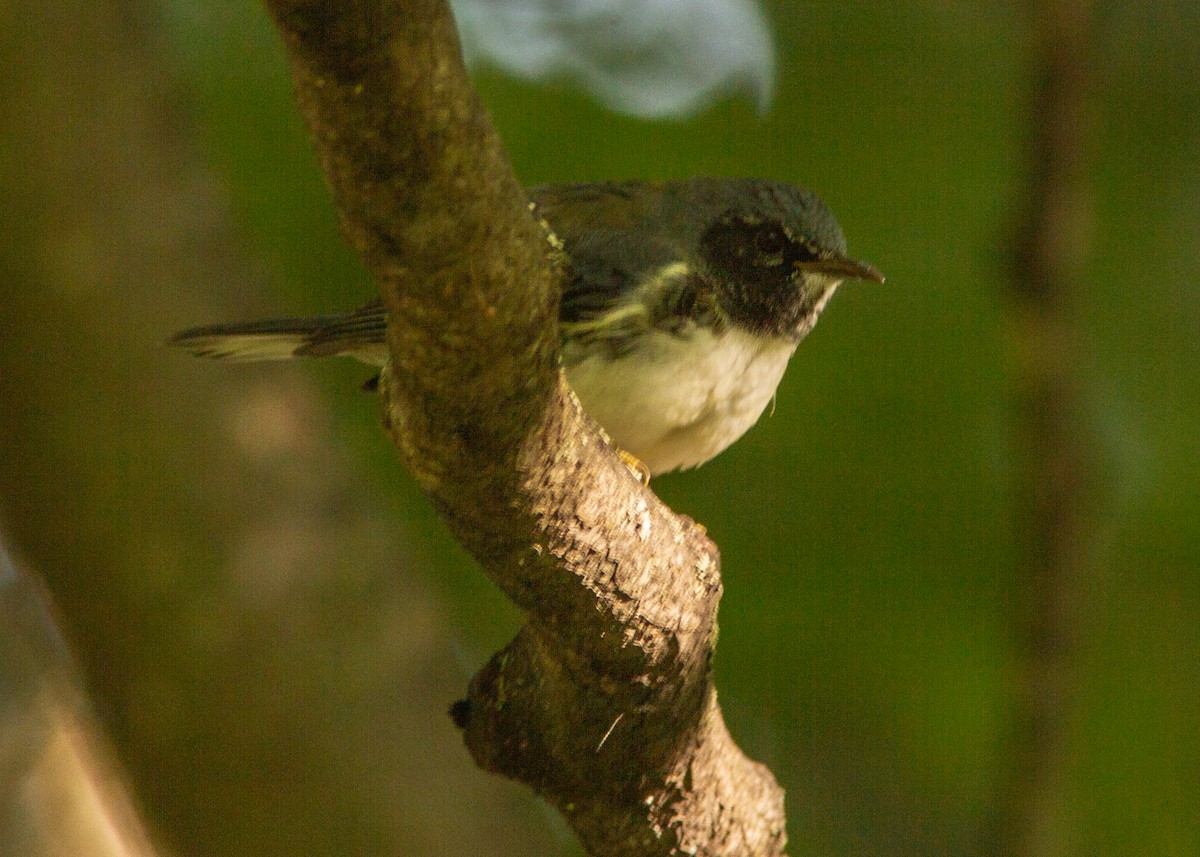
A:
[994,1,1097,855]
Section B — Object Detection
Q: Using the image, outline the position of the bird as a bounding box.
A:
[171,177,883,476]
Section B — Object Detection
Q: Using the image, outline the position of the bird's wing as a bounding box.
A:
[529,182,702,330]
[175,182,708,366]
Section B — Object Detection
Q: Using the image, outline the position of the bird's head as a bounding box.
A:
[694,180,883,340]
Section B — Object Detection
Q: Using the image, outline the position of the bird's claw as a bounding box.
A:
[618,449,652,485]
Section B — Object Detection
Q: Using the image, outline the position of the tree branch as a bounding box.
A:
[261,2,787,854]
[993,0,1097,854]
[1,542,161,857]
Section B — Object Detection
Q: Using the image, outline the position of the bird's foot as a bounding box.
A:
[618,449,651,485]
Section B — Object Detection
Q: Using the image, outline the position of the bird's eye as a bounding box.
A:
[753,227,787,256]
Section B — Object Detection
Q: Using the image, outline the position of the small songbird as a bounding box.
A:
[172,178,882,475]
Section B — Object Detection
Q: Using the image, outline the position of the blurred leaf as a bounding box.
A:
[454,0,774,117]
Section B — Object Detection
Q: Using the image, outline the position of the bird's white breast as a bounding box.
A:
[564,327,797,474]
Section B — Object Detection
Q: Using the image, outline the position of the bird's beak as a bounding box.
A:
[795,255,885,283]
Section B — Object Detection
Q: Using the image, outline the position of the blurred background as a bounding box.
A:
[0,1,1196,855]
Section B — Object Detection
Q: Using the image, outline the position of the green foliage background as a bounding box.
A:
[99,1,1200,853]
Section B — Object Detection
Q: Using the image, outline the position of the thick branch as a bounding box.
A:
[261,2,787,855]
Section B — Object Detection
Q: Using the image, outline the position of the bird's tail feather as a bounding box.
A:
[170,305,389,367]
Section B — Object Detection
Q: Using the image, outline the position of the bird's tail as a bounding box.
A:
[169,303,389,367]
